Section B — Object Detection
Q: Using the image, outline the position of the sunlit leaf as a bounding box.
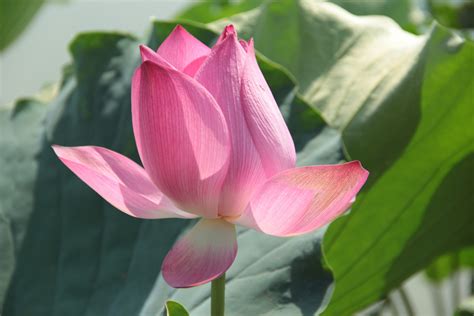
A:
[165,300,189,316]
[0,0,45,51]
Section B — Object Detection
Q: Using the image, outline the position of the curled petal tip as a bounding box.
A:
[245,38,255,55]
[239,39,248,51]
[225,24,235,33]
[215,24,239,47]
[222,24,237,39]
[348,160,369,176]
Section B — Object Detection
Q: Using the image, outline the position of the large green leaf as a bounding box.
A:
[321,26,474,315]
[1,21,341,316]
[209,0,474,314]
[0,0,45,51]
[0,99,49,309]
[177,0,416,32]
[331,0,416,32]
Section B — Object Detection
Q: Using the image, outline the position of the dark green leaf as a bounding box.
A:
[428,0,474,29]
[0,99,49,309]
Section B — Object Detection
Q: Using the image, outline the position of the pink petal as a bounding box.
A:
[139,45,173,68]
[52,145,195,219]
[132,61,230,218]
[182,55,208,77]
[195,25,266,217]
[240,39,296,177]
[157,25,211,76]
[162,219,237,288]
[234,161,369,236]
[215,24,236,46]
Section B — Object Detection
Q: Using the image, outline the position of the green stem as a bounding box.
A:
[211,273,226,316]
[399,287,414,316]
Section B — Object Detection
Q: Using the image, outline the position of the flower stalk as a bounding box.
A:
[211,273,226,316]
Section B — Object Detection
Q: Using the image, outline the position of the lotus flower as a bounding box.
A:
[52,25,368,288]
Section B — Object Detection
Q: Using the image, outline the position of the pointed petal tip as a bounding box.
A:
[139,44,152,59]
[51,145,193,219]
[52,144,64,159]
[171,24,189,36]
[51,144,72,159]
[139,44,149,53]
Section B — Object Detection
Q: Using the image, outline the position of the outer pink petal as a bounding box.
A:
[195,25,266,217]
[157,25,210,76]
[162,219,237,288]
[132,61,230,218]
[139,45,173,68]
[52,145,195,219]
[240,39,296,177]
[234,161,369,236]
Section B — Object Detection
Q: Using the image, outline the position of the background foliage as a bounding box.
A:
[1,0,473,315]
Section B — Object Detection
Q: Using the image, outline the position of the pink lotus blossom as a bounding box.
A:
[52,25,368,288]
